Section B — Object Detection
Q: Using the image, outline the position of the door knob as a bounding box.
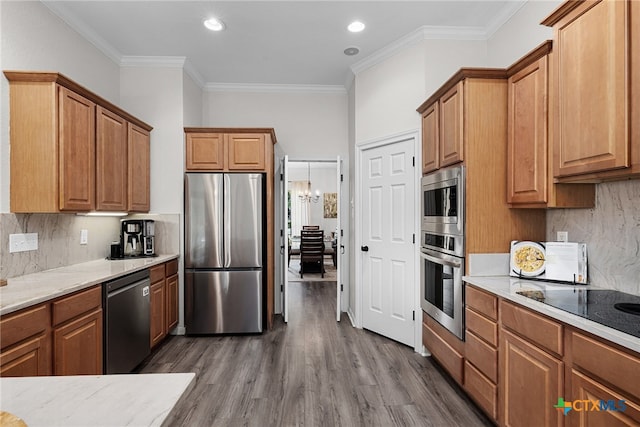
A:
[361,245,369,252]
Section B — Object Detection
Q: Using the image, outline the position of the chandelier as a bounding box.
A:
[299,162,320,203]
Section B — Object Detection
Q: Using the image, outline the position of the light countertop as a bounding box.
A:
[0,373,194,426]
[0,254,179,316]
[463,275,640,354]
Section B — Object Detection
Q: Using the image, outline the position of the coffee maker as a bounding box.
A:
[142,219,155,256]
[121,219,144,257]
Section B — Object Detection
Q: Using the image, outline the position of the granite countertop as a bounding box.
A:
[463,275,640,354]
[0,254,179,316]
[0,373,194,426]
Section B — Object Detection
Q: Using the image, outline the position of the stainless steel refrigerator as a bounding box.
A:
[184,173,264,334]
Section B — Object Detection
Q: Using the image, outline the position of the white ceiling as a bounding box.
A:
[42,1,526,89]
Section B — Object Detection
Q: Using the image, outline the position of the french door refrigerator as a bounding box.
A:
[185,173,264,334]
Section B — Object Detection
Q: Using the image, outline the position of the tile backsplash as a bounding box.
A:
[547,179,640,295]
[0,213,180,279]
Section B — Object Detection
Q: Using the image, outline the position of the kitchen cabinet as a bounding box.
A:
[418,69,505,175]
[150,263,167,348]
[422,312,464,384]
[566,329,640,426]
[185,129,273,172]
[184,127,277,330]
[150,259,179,348]
[96,106,128,211]
[4,71,153,213]
[0,304,52,377]
[506,41,594,208]
[464,286,499,421]
[421,103,439,173]
[500,300,564,427]
[128,123,151,212]
[542,0,640,182]
[52,286,102,376]
[500,329,564,427]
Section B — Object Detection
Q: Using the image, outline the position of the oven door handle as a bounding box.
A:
[420,248,462,269]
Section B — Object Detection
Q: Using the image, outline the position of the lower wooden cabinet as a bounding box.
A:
[569,369,640,427]
[422,312,464,384]
[500,329,564,427]
[53,308,102,375]
[150,259,179,348]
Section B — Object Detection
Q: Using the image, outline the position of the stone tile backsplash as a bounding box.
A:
[547,179,640,295]
[0,213,179,279]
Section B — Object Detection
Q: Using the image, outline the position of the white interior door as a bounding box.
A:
[361,139,415,347]
[282,155,290,323]
[336,155,342,321]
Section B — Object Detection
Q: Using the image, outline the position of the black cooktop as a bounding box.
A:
[515,289,640,339]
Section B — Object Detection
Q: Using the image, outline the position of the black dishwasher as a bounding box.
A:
[103,269,151,374]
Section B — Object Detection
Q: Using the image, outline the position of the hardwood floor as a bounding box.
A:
[140,281,493,426]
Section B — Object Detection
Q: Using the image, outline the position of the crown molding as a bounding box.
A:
[205,82,346,95]
[41,0,122,65]
[350,24,487,76]
[183,59,206,89]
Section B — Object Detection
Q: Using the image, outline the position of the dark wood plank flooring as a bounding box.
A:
[140,281,493,426]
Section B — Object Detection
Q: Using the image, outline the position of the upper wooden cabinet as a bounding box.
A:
[184,128,276,172]
[4,71,153,213]
[128,123,151,212]
[417,69,507,175]
[96,106,127,211]
[542,0,640,181]
[506,41,595,208]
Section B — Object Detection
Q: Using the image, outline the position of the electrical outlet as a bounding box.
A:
[80,229,88,245]
[557,231,568,242]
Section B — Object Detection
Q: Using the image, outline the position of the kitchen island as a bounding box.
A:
[0,372,195,426]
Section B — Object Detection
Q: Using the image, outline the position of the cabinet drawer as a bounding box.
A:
[423,321,464,384]
[464,361,498,421]
[466,286,497,320]
[1,304,50,349]
[465,307,498,346]
[150,264,165,284]
[571,331,640,399]
[500,300,563,356]
[52,286,101,326]
[165,259,178,276]
[465,331,498,383]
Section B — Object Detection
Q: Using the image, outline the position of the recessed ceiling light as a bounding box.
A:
[204,17,225,31]
[347,21,365,33]
[344,46,360,56]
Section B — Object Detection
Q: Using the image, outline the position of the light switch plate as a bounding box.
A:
[556,231,568,242]
[9,233,38,253]
[80,229,88,245]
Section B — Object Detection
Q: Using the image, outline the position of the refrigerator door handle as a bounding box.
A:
[223,174,231,268]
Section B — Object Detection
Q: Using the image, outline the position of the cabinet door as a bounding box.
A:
[570,369,640,427]
[500,329,563,427]
[186,132,224,170]
[439,81,464,168]
[422,102,440,174]
[150,280,166,347]
[96,107,128,211]
[227,133,266,170]
[166,273,179,332]
[53,308,102,375]
[0,334,52,377]
[508,56,548,204]
[58,86,95,211]
[553,0,629,176]
[128,123,151,212]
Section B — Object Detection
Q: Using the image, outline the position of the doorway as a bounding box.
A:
[280,158,344,323]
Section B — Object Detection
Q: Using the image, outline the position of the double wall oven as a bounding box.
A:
[420,165,466,340]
